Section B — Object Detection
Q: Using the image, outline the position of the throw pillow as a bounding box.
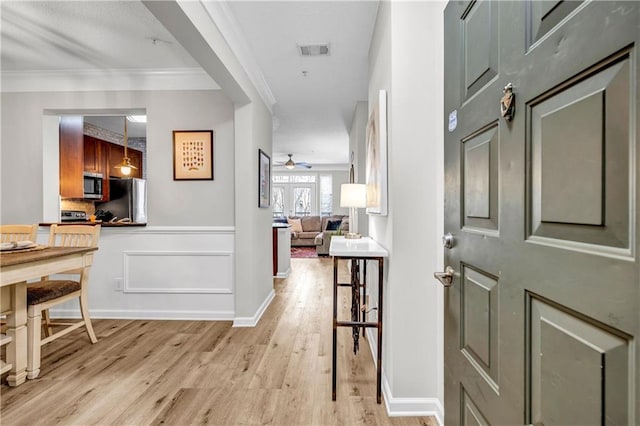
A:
[287,217,303,233]
[326,219,342,231]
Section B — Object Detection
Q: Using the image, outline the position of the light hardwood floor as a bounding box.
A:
[1,258,437,425]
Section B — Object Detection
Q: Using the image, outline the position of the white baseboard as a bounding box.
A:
[274,266,291,278]
[49,308,234,321]
[365,329,444,425]
[233,289,275,327]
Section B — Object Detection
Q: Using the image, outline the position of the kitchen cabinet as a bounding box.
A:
[59,116,84,198]
[83,136,109,201]
[83,136,104,174]
[127,148,143,179]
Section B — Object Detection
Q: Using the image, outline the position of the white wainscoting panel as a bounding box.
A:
[123,251,233,294]
[46,226,238,321]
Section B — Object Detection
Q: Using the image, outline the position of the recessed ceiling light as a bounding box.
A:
[127,115,147,123]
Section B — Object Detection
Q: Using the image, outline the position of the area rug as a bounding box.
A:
[291,246,318,258]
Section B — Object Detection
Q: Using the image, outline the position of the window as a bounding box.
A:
[272,187,285,217]
[292,175,316,183]
[319,175,332,216]
[293,187,312,216]
[272,173,322,217]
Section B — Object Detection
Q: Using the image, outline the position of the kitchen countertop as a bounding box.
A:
[39,222,147,227]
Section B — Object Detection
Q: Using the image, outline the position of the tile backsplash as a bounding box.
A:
[61,199,95,215]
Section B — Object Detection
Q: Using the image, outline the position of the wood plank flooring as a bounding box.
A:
[1,258,437,425]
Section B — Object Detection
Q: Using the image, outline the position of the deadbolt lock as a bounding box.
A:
[442,233,454,249]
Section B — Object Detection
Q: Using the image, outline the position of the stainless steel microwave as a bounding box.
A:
[83,172,103,199]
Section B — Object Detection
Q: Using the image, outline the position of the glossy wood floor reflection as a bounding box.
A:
[1,258,437,425]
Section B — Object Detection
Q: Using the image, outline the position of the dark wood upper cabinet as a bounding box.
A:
[59,116,84,198]
[84,135,109,201]
[83,135,102,174]
[127,148,143,179]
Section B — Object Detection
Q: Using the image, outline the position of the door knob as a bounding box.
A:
[434,266,455,287]
[442,233,454,249]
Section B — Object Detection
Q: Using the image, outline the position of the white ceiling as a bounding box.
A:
[228,1,378,166]
[1,1,378,167]
[84,116,146,139]
[0,1,200,71]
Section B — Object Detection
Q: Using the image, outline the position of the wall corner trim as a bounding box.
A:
[200,1,276,111]
[365,329,444,425]
[232,288,275,327]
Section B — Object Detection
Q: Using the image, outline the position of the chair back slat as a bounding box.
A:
[48,225,100,248]
[46,225,101,276]
[0,224,38,243]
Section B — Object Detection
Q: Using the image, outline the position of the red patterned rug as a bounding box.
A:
[291,246,318,258]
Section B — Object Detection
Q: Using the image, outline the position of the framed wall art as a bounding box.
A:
[365,90,388,215]
[173,130,214,180]
[258,149,271,208]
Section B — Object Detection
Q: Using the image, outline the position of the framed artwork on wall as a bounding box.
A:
[173,130,214,180]
[258,149,271,208]
[366,90,388,215]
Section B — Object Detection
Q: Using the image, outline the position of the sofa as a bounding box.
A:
[285,215,349,253]
[314,216,349,256]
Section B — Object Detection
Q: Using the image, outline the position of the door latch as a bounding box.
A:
[434,266,455,287]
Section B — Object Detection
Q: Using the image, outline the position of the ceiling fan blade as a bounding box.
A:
[273,155,312,169]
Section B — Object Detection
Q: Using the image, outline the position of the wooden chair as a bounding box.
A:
[0,224,37,243]
[0,224,38,377]
[26,224,100,379]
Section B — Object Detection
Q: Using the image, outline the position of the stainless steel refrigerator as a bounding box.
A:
[96,178,147,223]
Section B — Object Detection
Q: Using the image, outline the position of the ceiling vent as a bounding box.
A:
[298,43,330,56]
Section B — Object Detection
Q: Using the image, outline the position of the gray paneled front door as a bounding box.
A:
[442,1,638,424]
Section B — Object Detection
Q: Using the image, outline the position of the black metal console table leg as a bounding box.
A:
[351,259,360,354]
[332,255,384,404]
[376,258,383,404]
[332,256,338,401]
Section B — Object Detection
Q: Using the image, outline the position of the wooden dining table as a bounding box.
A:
[0,246,97,386]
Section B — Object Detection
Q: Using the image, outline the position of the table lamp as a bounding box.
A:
[340,183,366,239]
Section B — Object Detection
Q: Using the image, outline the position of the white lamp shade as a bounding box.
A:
[340,183,367,208]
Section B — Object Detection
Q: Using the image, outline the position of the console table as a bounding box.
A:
[329,236,388,404]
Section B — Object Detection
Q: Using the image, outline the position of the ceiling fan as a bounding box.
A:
[274,154,312,169]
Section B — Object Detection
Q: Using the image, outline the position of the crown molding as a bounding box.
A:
[1,67,219,93]
[200,1,276,112]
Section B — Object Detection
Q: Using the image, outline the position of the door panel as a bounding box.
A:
[460,264,499,390]
[526,1,582,49]
[461,123,499,232]
[461,0,499,100]
[461,385,491,426]
[443,1,639,424]
[528,294,631,426]
[528,54,631,251]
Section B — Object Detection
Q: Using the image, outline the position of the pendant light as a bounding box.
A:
[114,116,138,176]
